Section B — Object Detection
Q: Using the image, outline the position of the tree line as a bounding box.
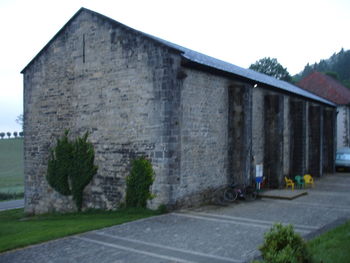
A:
[294,48,350,88]
[0,114,24,139]
[0,131,23,139]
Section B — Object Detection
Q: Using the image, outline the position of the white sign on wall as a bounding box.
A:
[256,164,263,178]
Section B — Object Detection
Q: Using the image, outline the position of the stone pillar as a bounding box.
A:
[305,102,309,172]
[290,99,306,177]
[308,105,323,177]
[263,94,284,188]
[323,108,336,173]
[228,84,252,185]
[283,96,290,177]
[252,88,264,177]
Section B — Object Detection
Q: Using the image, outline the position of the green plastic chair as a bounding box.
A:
[294,175,305,189]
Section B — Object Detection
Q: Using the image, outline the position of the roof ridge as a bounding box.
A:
[21,7,183,73]
[21,8,335,107]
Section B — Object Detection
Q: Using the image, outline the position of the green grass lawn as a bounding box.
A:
[0,207,162,253]
[0,138,23,195]
[308,220,350,263]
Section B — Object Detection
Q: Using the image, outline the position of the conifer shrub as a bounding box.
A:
[259,223,312,263]
[47,131,73,196]
[125,157,155,208]
[47,130,98,211]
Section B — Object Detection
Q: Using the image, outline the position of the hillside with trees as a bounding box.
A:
[294,48,350,88]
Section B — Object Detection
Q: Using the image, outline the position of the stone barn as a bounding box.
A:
[22,8,336,214]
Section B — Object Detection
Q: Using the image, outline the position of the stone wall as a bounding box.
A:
[23,10,183,213]
[253,88,290,188]
[173,68,230,205]
[252,88,264,168]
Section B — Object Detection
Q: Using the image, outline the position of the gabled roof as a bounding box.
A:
[297,71,350,105]
[148,34,335,107]
[22,7,335,107]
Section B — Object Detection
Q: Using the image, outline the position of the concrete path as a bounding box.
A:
[1,173,349,263]
[0,199,24,211]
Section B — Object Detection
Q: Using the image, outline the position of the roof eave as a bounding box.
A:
[181,56,336,107]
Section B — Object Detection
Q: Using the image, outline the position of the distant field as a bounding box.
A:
[0,138,23,194]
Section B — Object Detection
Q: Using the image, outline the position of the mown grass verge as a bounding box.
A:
[0,138,23,199]
[0,208,163,253]
[308,220,350,263]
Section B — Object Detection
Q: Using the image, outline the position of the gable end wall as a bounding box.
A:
[23,10,182,213]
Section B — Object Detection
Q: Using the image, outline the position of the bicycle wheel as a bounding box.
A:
[245,187,257,201]
[223,188,238,202]
[213,187,226,206]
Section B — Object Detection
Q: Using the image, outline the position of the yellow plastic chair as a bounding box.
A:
[303,174,314,187]
[284,176,294,191]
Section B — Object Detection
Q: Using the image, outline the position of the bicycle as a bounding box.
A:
[223,183,257,202]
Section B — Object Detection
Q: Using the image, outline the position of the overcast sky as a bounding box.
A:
[1,0,350,133]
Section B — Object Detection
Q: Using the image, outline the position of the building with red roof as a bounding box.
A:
[298,71,350,149]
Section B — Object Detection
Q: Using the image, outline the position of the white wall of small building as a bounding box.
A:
[336,105,350,149]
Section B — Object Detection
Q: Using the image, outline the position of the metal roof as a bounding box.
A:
[146,34,335,107]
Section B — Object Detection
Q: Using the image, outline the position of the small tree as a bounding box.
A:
[0,132,4,139]
[126,157,155,208]
[13,132,18,138]
[47,130,98,211]
[6,132,11,139]
[259,223,311,263]
[19,131,24,137]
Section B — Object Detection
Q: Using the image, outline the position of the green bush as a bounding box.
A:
[125,157,155,208]
[259,223,311,263]
[70,133,98,210]
[47,131,73,196]
[47,130,98,211]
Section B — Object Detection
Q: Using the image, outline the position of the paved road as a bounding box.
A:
[1,174,349,263]
[0,199,24,211]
